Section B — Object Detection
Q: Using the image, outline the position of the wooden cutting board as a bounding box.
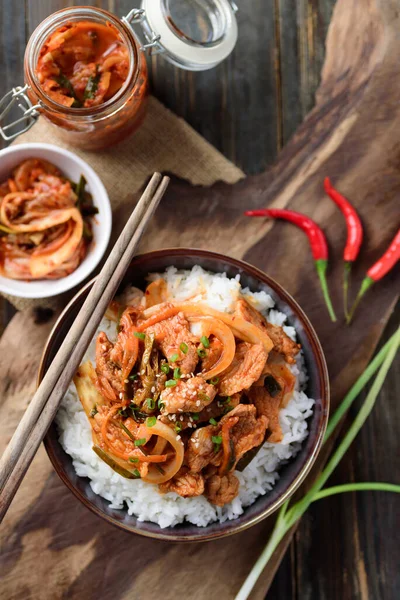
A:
[1,1,399,598]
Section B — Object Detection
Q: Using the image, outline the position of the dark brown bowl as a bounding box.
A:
[40,249,329,542]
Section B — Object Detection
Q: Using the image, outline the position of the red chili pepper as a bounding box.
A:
[324,177,363,318]
[245,208,337,322]
[347,228,400,323]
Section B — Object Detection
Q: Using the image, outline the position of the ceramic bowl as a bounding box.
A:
[40,249,329,541]
[0,143,112,298]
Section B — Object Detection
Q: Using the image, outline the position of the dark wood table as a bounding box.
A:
[0,2,398,599]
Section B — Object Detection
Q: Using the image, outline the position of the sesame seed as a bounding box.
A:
[119,393,123,399]
[176,435,181,441]
[151,386,155,393]
[180,415,183,421]
[196,400,201,407]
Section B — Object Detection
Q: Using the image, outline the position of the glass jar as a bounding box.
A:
[0,1,238,151]
[25,7,148,151]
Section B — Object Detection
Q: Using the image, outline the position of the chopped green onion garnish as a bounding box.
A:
[222,396,231,403]
[129,457,139,463]
[134,438,147,446]
[198,392,210,403]
[169,353,179,363]
[173,367,181,380]
[197,348,207,358]
[180,342,188,354]
[134,331,146,340]
[175,422,182,433]
[161,363,170,374]
[165,379,177,388]
[212,435,222,451]
[209,418,218,426]
[145,398,155,409]
[146,416,157,427]
[89,405,98,418]
[133,468,141,478]
[210,377,220,385]
[192,413,199,421]
[158,399,165,410]
[129,373,138,381]
[200,336,210,348]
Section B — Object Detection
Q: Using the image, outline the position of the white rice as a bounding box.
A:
[56,266,315,528]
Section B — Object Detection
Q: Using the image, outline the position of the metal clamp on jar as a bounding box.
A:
[0,0,238,151]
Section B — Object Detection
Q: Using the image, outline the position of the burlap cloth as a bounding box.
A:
[4,95,244,310]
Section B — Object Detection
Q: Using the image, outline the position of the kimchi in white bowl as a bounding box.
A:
[0,143,111,298]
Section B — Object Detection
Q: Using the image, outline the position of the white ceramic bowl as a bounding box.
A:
[0,143,112,298]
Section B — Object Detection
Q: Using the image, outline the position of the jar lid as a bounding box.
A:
[130,0,238,71]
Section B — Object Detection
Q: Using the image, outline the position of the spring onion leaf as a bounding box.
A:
[180,342,189,354]
[200,336,210,348]
[146,416,157,427]
[145,398,155,410]
[83,65,100,100]
[165,379,177,388]
[134,438,147,446]
[169,353,179,363]
[56,73,82,107]
[134,331,146,340]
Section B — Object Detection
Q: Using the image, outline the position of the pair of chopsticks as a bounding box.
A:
[0,172,170,522]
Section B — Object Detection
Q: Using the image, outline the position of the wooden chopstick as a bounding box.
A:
[0,172,169,521]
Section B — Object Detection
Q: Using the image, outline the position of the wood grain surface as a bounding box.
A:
[1,1,399,599]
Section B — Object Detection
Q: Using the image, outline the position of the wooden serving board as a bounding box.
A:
[1,1,399,598]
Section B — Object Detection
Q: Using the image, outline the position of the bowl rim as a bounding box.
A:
[39,248,330,542]
[0,142,112,298]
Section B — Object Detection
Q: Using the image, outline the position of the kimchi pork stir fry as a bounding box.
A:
[75,280,301,507]
[0,159,97,280]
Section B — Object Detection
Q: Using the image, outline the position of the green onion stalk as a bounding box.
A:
[235,327,400,600]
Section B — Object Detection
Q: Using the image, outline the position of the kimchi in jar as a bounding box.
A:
[24,7,148,150]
